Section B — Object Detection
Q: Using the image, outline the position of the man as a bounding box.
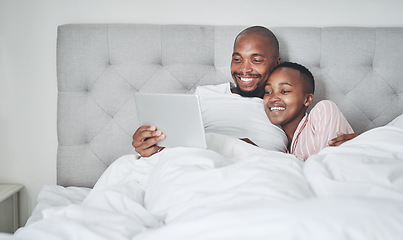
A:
[132,26,287,157]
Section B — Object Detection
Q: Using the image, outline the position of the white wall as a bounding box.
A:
[1,0,403,226]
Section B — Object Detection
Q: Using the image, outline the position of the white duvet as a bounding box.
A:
[9,126,403,240]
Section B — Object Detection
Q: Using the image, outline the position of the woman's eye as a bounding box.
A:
[281,90,290,94]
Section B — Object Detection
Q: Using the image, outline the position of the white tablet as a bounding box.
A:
[135,92,207,149]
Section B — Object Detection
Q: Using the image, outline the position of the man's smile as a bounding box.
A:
[240,77,255,82]
[234,74,261,85]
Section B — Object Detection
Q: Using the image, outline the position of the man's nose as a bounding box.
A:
[241,61,252,74]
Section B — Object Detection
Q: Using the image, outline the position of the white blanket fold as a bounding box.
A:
[305,126,403,200]
[13,129,403,240]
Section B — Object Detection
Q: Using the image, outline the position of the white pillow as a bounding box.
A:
[387,113,403,129]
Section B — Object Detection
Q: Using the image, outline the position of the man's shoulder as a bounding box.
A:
[195,82,231,95]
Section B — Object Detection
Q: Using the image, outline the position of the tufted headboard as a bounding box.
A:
[57,24,403,187]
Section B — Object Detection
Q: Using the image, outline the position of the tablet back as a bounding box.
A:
[135,93,207,148]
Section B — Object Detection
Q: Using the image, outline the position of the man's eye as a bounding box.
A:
[253,59,263,63]
[265,91,272,95]
[232,57,242,62]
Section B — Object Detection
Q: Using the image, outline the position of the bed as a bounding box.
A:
[4,24,403,239]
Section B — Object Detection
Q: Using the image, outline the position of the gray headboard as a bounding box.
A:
[57,24,403,187]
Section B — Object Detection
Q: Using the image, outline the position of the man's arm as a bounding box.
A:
[328,132,360,146]
[132,125,165,157]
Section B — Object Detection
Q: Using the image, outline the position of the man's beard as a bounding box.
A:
[232,72,262,97]
[235,84,261,97]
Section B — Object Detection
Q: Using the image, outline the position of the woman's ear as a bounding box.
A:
[304,93,314,107]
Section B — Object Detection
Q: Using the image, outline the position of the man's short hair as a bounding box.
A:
[273,62,315,94]
[235,26,279,58]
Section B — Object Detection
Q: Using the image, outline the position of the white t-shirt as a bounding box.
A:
[195,83,287,152]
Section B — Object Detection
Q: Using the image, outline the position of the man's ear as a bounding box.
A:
[275,57,281,66]
[304,93,314,107]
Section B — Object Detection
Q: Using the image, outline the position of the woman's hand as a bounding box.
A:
[328,132,360,146]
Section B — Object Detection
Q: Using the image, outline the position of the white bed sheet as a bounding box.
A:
[10,123,403,240]
[0,186,90,240]
[25,185,91,226]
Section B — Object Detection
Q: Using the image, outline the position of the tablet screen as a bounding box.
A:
[135,93,207,148]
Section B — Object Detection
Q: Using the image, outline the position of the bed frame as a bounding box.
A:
[57,24,403,187]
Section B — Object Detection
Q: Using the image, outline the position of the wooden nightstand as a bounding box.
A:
[0,184,23,233]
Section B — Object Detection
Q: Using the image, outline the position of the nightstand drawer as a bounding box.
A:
[0,184,23,233]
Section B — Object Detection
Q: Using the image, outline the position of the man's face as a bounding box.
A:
[231,32,280,98]
[263,67,313,128]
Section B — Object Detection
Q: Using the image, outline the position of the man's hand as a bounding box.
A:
[328,132,360,146]
[132,125,166,157]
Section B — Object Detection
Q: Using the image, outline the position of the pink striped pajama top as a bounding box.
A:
[289,100,354,161]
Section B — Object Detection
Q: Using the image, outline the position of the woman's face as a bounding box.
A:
[263,67,313,128]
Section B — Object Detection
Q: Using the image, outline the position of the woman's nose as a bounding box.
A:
[269,92,280,102]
